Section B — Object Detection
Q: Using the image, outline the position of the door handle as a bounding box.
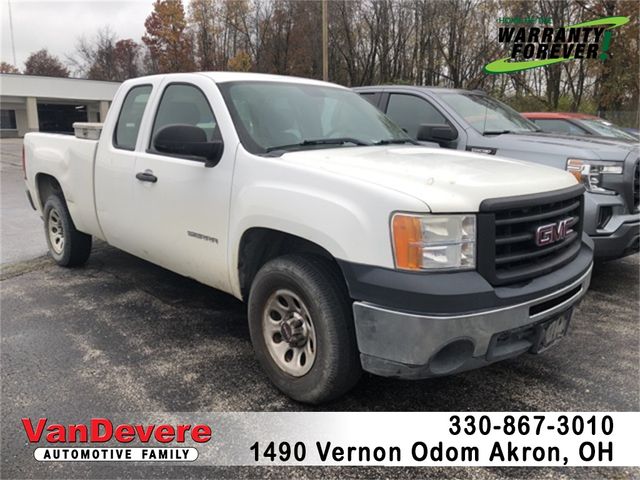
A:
[135,171,158,183]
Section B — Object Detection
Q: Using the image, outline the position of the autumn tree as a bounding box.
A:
[69,27,141,81]
[588,0,639,125]
[258,0,322,77]
[87,38,141,81]
[177,0,638,126]
[113,39,142,80]
[189,0,218,70]
[24,49,69,77]
[143,0,195,73]
[191,0,266,71]
[228,51,251,71]
[0,62,19,73]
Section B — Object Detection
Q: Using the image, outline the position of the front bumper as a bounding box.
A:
[342,241,593,379]
[582,153,639,260]
[591,214,640,260]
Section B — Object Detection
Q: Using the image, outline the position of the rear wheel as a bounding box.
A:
[43,194,92,267]
[248,254,361,404]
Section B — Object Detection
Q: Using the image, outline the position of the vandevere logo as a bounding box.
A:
[22,418,211,462]
[484,16,630,74]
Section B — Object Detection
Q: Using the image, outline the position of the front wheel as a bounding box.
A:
[248,254,361,404]
[43,194,92,267]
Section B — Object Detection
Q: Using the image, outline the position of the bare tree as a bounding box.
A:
[24,49,69,77]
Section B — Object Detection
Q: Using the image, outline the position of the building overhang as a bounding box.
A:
[0,74,120,102]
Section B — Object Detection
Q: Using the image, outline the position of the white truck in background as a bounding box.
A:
[24,72,593,403]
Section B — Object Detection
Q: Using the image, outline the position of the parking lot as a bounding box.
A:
[1,138,638,479]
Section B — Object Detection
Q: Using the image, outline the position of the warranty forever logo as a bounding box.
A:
[484,16,630,74]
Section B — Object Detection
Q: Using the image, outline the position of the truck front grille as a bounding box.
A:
[477,185,584,286]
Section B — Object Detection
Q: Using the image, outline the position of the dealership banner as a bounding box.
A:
[24,412,640,467]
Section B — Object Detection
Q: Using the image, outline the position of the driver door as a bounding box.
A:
[384,93,455,147]
[130,77,234,292]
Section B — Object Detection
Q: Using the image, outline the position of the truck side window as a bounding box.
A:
[534,119,586,135]
[386,94,447,139]
[150,83,221,152]
[359,93,379,107]
[114,85,152,150]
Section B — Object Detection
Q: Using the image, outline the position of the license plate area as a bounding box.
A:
[530,308,573,354]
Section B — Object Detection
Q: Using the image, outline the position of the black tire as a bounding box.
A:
[43,194,92,267]
[248,254,361,404]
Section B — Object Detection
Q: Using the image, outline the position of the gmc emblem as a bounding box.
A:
[535,218,573,247]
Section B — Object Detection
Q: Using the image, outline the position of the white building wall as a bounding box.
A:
[0,74,120,101]
[15,107,28,137]
[0,74,120,137]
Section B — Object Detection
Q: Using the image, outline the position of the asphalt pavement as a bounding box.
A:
[1,139,638,479]
[0,138,48,264]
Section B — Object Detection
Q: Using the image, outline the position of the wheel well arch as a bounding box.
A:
[35,173,64,209]
[237,227,343,300]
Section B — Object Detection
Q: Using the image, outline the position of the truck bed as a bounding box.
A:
[23,133,103,238]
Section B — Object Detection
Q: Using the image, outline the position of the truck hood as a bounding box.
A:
[492,132,639,161]
[280,146,578,212]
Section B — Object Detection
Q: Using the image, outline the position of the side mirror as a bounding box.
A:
[153,124,223,167]
[417,123,458,145]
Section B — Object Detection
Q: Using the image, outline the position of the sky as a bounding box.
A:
[1,0,156,73]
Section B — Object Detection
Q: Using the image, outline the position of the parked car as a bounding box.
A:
[355,86,639,260]
[522,112,639,142]
[24,73,593,403]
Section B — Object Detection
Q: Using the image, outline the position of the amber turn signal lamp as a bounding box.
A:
[392,214,423,270]
[566,159,584,182]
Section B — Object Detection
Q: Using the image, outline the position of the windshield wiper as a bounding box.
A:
[265,137,371,153]
[373,138,418,145]
[482,130,514,136]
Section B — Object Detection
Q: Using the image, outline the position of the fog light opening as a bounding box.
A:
[429,339,474,375]
[597,206,613,229]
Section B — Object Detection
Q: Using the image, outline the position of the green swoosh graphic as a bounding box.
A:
[485,56,572,73]
[569,16,630,29]
[484,16,630,74]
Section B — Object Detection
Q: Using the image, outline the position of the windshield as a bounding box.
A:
[438,92,539,134]
[217,81,409,154]
[578,119,638,141]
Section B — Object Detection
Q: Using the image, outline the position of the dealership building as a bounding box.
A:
[0,74,120,137]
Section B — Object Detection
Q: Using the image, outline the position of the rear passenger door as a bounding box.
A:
[95,82,156,253]
[129,77,235,292]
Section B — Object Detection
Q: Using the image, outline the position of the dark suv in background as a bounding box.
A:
[355,86,639,260]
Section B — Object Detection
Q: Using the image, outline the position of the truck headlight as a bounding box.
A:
[566,159,622,195]
[391,214,476,271]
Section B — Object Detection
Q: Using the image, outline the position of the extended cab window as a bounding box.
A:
[386,94,447,138]
[114,85,152,150]
[150,83,220,153]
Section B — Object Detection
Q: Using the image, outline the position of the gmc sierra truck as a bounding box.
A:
[24,73,593,403]
[355,86,640,260]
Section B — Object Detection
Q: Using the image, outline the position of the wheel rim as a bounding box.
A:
[262,289,317,377]
[47,207,64,255]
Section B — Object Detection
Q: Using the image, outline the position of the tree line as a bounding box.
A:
[1,0,638,125]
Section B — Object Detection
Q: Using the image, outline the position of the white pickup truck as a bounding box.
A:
[24,72,594,403]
